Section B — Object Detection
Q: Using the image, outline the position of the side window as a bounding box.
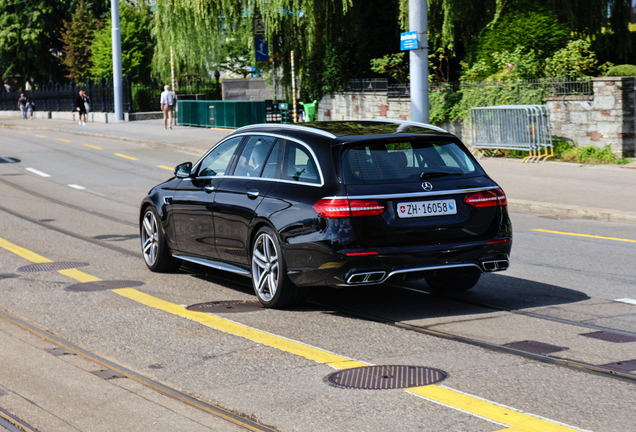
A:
[261,141,282,179]
[282,141,320,184]
[197,137,242,177]
[233,135,277,177]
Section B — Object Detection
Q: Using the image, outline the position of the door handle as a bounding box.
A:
[247,189,259,199]
[204,185,215,193]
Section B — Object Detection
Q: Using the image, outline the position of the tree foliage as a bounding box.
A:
[90,2,153,83]
[60,0,99,82]
[0,0,67,87]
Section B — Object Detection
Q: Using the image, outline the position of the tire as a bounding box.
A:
[423,269,481,293]
[251,226,306,308]
[140,206,181,272]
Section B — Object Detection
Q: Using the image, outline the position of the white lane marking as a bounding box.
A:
[68,184,86,190]
[616,298,636,305]
[25,168,51,178]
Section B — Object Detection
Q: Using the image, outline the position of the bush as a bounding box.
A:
[605,64,636,77]
[429,88,462,124]
[544,40,609,78]
[561,145,630,165]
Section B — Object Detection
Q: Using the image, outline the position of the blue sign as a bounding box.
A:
[255,37,269,61]
[400,31,418,50]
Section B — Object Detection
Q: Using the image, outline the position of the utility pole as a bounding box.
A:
[111,0,123,122]
[409,0,429,123]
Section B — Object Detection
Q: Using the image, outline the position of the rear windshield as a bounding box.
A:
[341,139,482,185]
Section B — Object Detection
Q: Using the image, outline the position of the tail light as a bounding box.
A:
[464,188,507,207]
[314,198,387,218]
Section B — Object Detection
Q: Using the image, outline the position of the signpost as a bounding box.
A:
[407,0,429,123]
[255,37,269,61]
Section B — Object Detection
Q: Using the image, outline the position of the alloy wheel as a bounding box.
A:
[141,210,159,266]
[252,233,279,302]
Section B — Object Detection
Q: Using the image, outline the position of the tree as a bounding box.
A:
[90,1,153,83]
[60,0,99,82]
[218,18,255,78]
[0,0,67,88]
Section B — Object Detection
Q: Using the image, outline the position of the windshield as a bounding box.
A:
[341,138,483,185]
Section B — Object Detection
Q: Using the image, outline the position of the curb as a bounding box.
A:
[508,199,636,225]
[1,124,209,156]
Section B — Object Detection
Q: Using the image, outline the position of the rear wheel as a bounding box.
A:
[251,226,306,308]
[141,206,181,272]
[423,269,481,293]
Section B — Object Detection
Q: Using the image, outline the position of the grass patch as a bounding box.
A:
[487,139,630,164]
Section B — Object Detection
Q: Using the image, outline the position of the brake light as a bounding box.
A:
[313,198,387,218]
[464,188,507,207]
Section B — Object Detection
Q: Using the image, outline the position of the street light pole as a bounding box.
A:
[111,0,123,122]
[409,0,429,123]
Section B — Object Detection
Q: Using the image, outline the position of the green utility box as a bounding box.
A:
[177,100,266,128]
[300,100,317,122]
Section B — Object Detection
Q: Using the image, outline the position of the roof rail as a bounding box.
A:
[362,118,449,133]
[233,123,337,139]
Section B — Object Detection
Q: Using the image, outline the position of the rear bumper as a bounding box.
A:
[285,238,511,287]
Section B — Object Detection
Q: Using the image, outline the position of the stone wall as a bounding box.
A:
[545,77,634,157]
[222,78,275,101]
[317,77,635,157]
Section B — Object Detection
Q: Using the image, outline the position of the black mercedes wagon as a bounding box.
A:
[140,120,512,308]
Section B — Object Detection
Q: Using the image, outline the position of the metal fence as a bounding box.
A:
[347,77,593,98]
[470,105,553,163]
[0,78,134,113]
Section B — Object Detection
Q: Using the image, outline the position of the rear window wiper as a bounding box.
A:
[420,171,462,179]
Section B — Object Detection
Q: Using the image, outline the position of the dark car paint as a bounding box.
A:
[140,122,512,288]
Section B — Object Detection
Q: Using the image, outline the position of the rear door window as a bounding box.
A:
[341,139,482,185]
[233,135,277,177]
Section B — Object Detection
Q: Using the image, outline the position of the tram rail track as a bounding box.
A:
[2,190,636,389]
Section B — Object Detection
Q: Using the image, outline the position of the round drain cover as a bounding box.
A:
[187,300,264,313]
[65,280,144,292]
[326,365,447,390]
[18,262,89,272]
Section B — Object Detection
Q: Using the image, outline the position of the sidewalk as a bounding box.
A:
[3,117,636,224]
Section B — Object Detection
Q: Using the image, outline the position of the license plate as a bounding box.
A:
[397,199,457,218]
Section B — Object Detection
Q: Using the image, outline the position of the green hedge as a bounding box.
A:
[605,64,636,76]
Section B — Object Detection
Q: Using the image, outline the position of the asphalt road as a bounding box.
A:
[1,128,636,432]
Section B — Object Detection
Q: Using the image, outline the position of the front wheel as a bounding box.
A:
[140,206,181,272]
[423,269,481,293]
[251,226,306,308]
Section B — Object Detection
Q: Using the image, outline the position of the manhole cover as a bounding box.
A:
[65,280,144,292]
[600,359,636,373]
[187,300,264,313]
[326,365,447,390]
[502,340,567,355]
[580,331,636,343]
[18,262,89,272]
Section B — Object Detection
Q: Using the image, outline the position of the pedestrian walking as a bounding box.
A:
[160,85,176,129]
[82,90,91,117]
[18,93,27,119]
[25,98,35,120]
[75,90,87,126]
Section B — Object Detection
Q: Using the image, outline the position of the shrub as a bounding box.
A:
[560,145,630,165]
[544,40,611,78]
[429,88,462,124]
[605,64,636,77]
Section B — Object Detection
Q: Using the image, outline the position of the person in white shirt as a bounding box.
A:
[160,85,176,129]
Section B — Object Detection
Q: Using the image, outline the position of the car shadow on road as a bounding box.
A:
[304,272,590,322]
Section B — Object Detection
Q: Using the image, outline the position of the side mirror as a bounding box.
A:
[174,162,192,178]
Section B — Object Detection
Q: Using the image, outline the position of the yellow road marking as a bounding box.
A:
[84,144,102,150]
[34,134,47,138]
[114,153,138,161]
[0,237,587,432]
[17,132,28,135]
[157,165,174,171]
[409,386,582,432]
[0,237,52,263]
[533,228,636,243]
[112,288,367,369]
[55,138,72,143]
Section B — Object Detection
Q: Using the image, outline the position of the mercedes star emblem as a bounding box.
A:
[422,182,433,191]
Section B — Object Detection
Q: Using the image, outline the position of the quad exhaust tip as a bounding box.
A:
[482,260,509,272]
[347,271,386,284]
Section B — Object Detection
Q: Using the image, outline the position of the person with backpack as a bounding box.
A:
[18,93,27,119]
[160,85,176,129]
[75,90,87,125]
